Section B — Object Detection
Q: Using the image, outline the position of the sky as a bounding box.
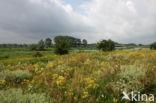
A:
[0,0,156,44]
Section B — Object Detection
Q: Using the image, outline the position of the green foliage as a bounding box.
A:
[0,70,32,83]
[33,52,43,57]
[45,38,52,48]
[150,42,156,50]
[29,44,37,51]
[37,40,45,51]
[0,89,49,103]
[29,40,45,51]
[97,39,115,51]
[0,44,28,48]
[55,40,70,55]
[117,65,146,92]
[0,64,5,71]
[54,36,81,47]
[82,39,88,46]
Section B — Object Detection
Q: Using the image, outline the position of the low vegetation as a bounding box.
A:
[97,39,115,51]
[0,89,49,103]
[0,50,156,103]
[150,42,156,50]
[55,39,70,55]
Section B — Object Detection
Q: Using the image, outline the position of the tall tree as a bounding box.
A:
[150,42,156,50]
[45,38,52,48]
[97,39,115,51]
[55,39,70,55]
[37,40,45,51]
[54,36,81,47]
[82,39,87,46]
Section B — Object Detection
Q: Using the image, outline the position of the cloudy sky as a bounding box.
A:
[0,0,156,44]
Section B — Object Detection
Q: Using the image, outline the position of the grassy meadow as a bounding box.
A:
[0,48,156,103]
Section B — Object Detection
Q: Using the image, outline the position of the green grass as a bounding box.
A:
[0,46,150,61]
[0,48,55,60]
[0,47,97,61]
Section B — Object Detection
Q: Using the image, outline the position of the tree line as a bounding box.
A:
[0,35,156,55]
[29,36,88,51]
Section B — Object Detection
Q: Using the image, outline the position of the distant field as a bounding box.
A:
[0,48,55,60]
[0,45,149,61]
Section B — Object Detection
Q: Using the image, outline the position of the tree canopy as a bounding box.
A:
[54,36,82,47]
[97,39,115,51]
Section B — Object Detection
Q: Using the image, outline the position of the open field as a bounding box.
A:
[0,45,149,61]
[0,50,156,103]
[0,48,55,60]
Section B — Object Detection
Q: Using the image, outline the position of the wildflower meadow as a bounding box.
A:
[0,50,156,103]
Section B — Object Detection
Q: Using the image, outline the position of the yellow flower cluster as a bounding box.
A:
[82,91,89,98]
[56,76,66,86]
[84,77,99,89]
[65,88,73,96]
[112,98,118,103]
[34,64,44,74]
[0,80,5,85]
[21,79,29,85]
[84,59,92,65]
[47,62,56,68]
[52,73,59,78]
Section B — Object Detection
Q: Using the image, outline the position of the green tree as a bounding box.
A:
[37,40,45,51]
[54,36,81,47]
[55,40,70,55]
[29,44,37,51]
[150,42,156,50]
[82,39,87,46]
[45,38,52,48]
[97,39,115,51]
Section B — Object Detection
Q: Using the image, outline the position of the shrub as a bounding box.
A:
[150,42,156,50]
[0,64,5,71]
[117,65,146,92]
[0,89,49,103]
[33,52,43,57]
[0,55,9,60]
[97,39,115,51]
[0,70,32,83]
[55,40,70,55]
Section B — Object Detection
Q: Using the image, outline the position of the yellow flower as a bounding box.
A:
[65,89,73,96]
[52,74,59,78]
[94,70,101,75]
[112,98,118,103]
[84,59,91,65]
[0,80,5,85]
[21,79,29,85]
[82,91,89,98]
[47,62,56,68]
[70,57,77,62]
[56,76,65,85]
[84,77,99,89]
[66,67,73,71]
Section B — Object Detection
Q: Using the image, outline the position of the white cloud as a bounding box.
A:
[0,0,155,44]
[80,0,156,43]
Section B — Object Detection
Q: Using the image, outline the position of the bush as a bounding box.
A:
[0,89,49,103]
[97,39,115,51]
[33,52,43,57]
[117,65,146,92]
[0,64,5,71]
[55,40,70,55]
[150,42,156,50]
[0,70,32,83]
